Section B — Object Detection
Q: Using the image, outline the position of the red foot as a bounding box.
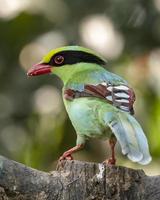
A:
[56,154,73,170]
[59,154,73,162]
[103,158,116,165]
[107,158,116,165]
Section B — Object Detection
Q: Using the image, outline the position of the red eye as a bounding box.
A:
[54,55,64,65]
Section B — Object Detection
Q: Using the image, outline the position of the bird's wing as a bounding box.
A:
[64,82,136,115]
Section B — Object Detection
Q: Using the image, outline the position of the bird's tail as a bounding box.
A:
[104,111,152,165]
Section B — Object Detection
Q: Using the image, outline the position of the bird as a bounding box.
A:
[27,45,152,165]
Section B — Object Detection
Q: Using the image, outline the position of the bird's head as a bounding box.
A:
[27,46,106,81]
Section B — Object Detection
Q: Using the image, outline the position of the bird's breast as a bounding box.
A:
[63,97,111,139]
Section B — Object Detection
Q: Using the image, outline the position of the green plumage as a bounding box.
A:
[56,62,151,165]
[28,46,152,165]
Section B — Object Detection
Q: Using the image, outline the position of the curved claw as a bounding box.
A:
[103,158,116,165]
[56,154,73,170]
[107,158,116,165]
[56,144,84,170]
[59,154,74,162]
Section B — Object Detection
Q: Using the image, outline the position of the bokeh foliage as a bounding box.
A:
[0,0,160,174]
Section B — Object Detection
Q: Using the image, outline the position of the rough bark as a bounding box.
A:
[0,155,160,200]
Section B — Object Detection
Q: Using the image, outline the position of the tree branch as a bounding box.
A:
[0,155,160,200]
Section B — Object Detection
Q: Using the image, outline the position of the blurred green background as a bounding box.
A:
[0,0,160,175]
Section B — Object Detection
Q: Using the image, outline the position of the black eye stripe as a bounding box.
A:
[49,50,106,66]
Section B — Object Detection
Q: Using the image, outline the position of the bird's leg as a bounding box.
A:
[103,137,117,165]
[59,144,84,162]
[107,137,117,165]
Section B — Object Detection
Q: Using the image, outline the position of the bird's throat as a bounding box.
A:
[53,63,101,85]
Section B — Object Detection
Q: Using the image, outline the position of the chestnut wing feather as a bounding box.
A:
[64,83,136,115]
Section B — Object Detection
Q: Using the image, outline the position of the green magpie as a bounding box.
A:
[27,46,152,165]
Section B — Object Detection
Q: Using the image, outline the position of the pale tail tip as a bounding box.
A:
[138,156,152,165]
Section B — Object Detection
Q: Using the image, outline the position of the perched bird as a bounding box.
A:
[27,46,152,165]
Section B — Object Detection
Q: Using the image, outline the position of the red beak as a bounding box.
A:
[27,63,52,76]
